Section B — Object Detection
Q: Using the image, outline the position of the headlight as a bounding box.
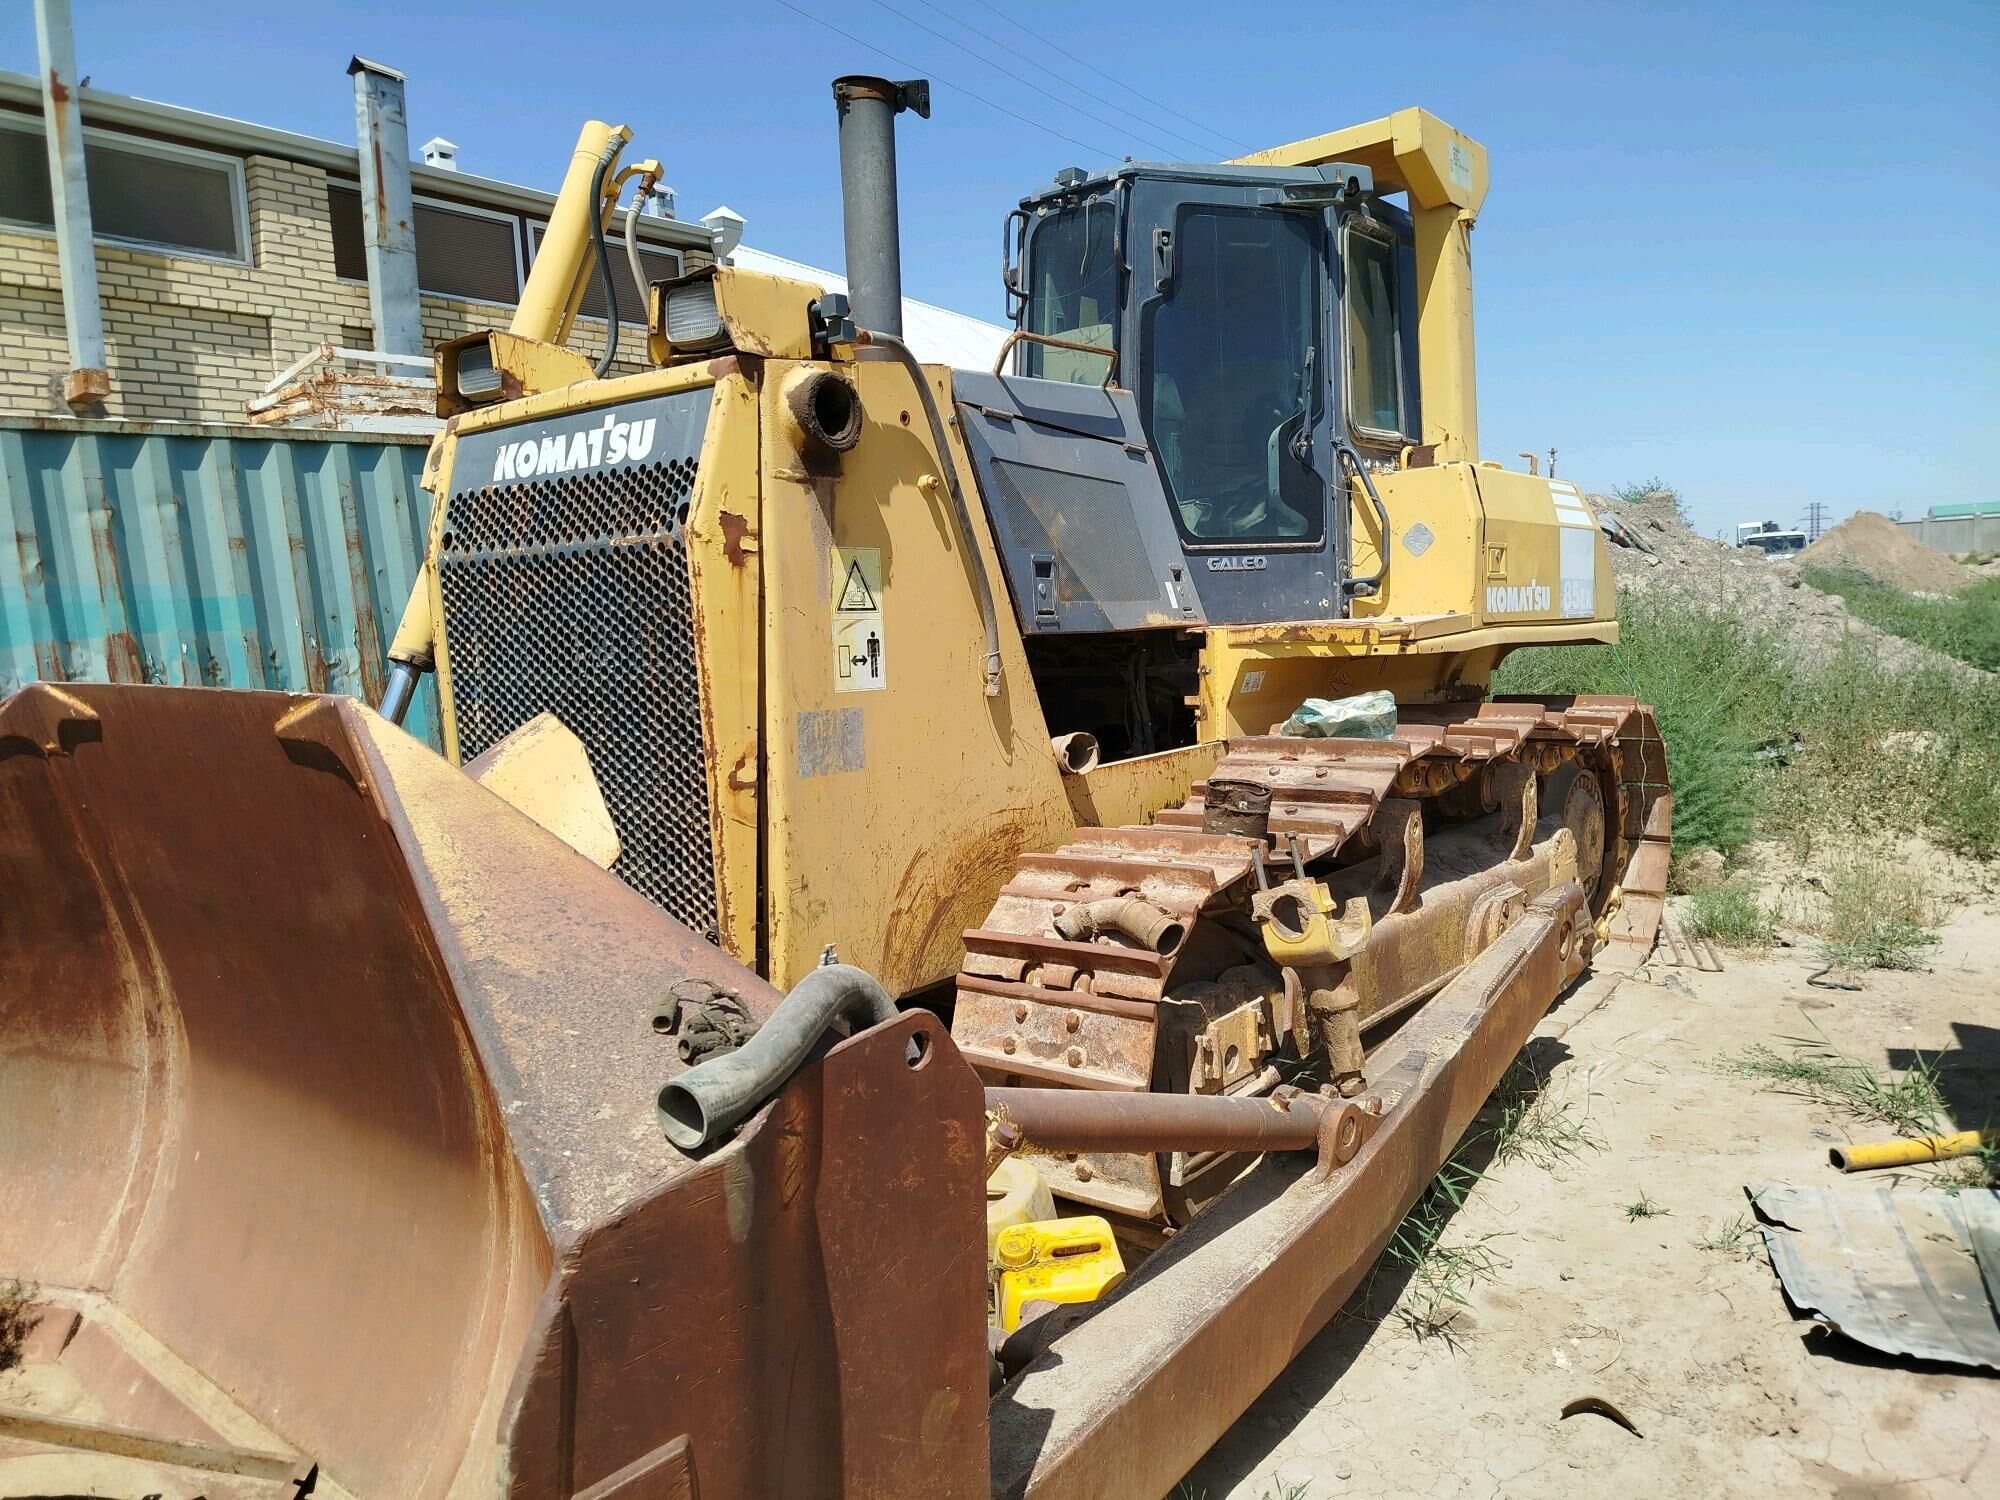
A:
[662,280,724,348]
[455,338,502,399]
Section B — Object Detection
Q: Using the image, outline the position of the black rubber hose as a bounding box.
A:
[587,142,621,377]
[657,964,897,1150]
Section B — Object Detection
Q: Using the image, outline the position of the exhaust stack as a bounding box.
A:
[832,75,930,337]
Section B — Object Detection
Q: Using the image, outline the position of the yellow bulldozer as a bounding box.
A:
[0,76,1668,1499]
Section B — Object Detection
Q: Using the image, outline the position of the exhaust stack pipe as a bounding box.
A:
[833,75,930,338]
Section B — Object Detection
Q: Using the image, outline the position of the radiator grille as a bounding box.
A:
[436,451,717,940]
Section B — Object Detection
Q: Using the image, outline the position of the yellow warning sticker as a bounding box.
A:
[832,546,886,693]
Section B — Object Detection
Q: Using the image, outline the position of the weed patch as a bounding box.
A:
[0,1281,37,1373]
[1685,882,1775,946]
[1804,566,2000,672]
[1494,591,2000,859]
[1726,1026,1947,1136]
[1695,1213,1761,1260]
[1622,1192,1669,1222]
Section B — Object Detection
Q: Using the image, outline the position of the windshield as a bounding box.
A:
[1144,207,1322,543]
[1023,199,1118,383]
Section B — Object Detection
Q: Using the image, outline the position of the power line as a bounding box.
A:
[904,0,1229,160]
[957,0,1254,154]
[863,0,1184,160]
[770,0,1120,160]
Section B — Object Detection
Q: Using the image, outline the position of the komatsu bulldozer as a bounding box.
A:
[0,76,1668,1500]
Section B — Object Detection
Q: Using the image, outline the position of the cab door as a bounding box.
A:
[1123,178,1339,625]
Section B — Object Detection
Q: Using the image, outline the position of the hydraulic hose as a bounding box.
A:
[586,141,622,377]
[624,197,649,331]
[657,964,897,1150]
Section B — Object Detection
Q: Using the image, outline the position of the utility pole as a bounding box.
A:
[1804,501,1830,540]
[34,0,111,408]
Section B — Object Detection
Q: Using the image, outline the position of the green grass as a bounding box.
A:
[1371,1050,1601,1339]
[1493,590,2000,860]
[1622,1192,1669,1221]
[1810,850,1941,972]
[1695,1212,1761,1260]
[1685,882,1776,945]
[1804,566,2000,672]
[1726,1026,1947,1136]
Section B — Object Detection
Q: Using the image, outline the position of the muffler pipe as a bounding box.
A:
[658,963,897,1150]
[833,75,930,338]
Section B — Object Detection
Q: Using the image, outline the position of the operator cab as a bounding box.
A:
[952,160,1422,757]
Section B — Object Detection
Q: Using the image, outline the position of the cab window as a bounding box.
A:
[1023,199,1118,384]
[1344,225,1407,439]
[1143,207,1322,544]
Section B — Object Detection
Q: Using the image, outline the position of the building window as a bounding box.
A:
[0,115,249,261]
[328,184,524,305]
[529,221,684,326]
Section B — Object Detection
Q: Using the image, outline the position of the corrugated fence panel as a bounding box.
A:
[0,418,440,748]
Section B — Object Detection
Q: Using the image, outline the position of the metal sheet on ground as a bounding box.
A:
[1750,1182,2000,1369]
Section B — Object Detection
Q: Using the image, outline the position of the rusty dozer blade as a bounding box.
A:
[0,683,990,1500]
[3,682,1601,1498]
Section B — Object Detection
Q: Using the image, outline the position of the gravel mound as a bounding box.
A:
[1799,511,1975,595]
[1588,492,1977,676]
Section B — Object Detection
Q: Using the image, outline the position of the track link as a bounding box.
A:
[952,696,1669,1220]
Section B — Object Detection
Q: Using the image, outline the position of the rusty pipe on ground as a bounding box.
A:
[986,1087,1327,1157]
[658,964,896,1150]
[1053,896,1186,954]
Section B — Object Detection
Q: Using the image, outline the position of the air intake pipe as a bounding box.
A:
[833,75,930,338]
[657,963,897,1151]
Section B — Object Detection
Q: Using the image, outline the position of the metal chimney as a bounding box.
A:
[347,56,422,357]
[832,75,929,338]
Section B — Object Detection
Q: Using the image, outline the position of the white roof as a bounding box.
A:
[727,245,1011,371]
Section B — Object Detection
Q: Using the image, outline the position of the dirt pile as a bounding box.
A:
[1587,492,1970,675]
[1800,511,1975,594]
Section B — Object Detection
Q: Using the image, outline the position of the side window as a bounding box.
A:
[1344,225,1408,440]
[1144,207,1322,544]
[1023,200,1117,384]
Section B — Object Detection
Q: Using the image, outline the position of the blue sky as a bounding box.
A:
[5,1,1994,537]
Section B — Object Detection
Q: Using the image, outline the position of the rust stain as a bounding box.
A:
[105,632,144,683]
[717,510,750,568]
[880,803,1047,988]
[726,746,756,793]
[47,69,69,105]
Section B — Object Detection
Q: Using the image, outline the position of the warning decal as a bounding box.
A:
[832,546,886,693]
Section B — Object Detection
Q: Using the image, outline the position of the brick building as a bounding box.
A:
[0,69,713,423]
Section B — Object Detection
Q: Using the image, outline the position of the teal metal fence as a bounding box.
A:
[0,417,440,747]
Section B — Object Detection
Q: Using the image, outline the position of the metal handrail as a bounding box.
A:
[991,330,1117,388]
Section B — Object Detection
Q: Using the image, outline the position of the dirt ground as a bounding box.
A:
[1802,512,1977,595]
[1179,892,2000,1500]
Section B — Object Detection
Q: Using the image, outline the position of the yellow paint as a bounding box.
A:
[462,711,621,869]
[513,120,630,347]
[993,1216,1126,1332]
[1061,742,1226,828]
[756,356,1076,994]
[1831,1129,1993,1172]
[684,373,764,964]
[1235,109,1487,463]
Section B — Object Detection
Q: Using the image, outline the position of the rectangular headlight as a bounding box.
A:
[663,280,724,347]
[455,338,503,399]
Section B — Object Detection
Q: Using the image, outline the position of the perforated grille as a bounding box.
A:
[436,451,717,939]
